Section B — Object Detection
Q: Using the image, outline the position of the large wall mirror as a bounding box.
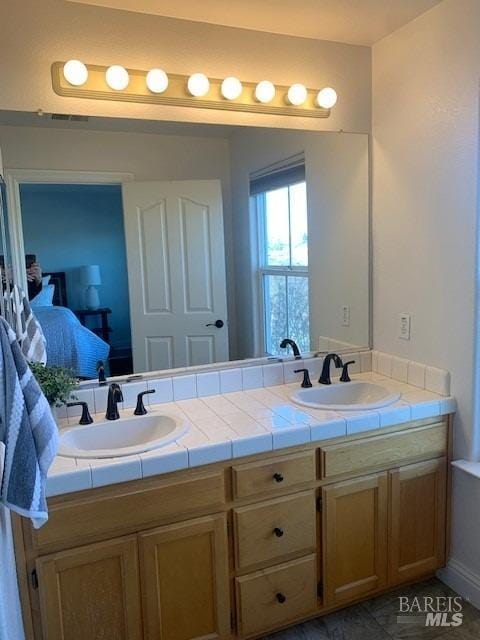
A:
[0,112,370,379]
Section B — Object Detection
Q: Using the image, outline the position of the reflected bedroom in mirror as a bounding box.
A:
[0,112,370,380]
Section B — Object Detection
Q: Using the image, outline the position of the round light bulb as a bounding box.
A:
[316,87,337,109]
[255,80,276,104]
[221,76,242,100]
[146,68,169,94]
[63,60,88,86]
[287,83,307,106]
[187,73,210,97]
[105,65,129,91]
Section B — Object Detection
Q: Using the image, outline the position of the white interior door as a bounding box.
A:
[122,179,229,372]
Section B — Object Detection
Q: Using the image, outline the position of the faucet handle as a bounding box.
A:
[67,401,94,425]
[134,389,155,416]
[294,368,313,388]
[340,360,356,383]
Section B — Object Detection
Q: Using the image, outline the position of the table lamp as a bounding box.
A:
[81,265,102,310]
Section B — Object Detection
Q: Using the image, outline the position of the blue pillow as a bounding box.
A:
[30,284,55,307]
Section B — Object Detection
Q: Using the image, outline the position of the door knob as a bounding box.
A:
[206,319,224,328]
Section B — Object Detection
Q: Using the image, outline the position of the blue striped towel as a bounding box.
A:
[0,317,58,528]
[11,285,47,364]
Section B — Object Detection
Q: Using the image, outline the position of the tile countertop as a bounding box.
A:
[47,372,456,497]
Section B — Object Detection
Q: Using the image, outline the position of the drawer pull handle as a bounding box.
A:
[273,473,284,483]
[273,527,284,538]
[276,593,287,604]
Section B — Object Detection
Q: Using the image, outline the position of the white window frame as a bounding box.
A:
[254,181,309,356]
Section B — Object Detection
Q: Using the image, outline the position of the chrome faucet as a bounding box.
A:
[105,383,123,420]
[279,338,301,359]
[319,353,343,385]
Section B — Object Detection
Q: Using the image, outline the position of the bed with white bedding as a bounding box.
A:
[33,306,110,379]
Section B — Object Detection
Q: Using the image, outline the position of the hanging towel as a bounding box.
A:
[0,317,58,528]
[0,444,26,640]
[10,285,47,364]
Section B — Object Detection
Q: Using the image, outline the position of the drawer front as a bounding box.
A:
[234,491,316,570]
[236,555,317,637]
[321,422,448,479]
[35,470,226,553]
[232,451,316,500]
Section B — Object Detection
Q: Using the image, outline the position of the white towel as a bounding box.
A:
[0,317,58,528]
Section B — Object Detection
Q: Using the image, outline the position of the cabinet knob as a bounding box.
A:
[273,472,284,483]
[273,527,284,538]
[276,593,287,604]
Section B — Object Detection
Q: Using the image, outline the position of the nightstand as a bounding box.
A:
[75,308,112,344]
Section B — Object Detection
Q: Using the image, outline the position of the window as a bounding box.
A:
[252,166,310,356]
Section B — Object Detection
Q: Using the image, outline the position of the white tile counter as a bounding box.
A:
[47,371,456,497]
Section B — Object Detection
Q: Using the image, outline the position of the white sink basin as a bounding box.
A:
[291,381,400,411]
[59,411,188,459]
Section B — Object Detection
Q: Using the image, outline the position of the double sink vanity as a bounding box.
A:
[13,353,455,640]
[58,378,401,460]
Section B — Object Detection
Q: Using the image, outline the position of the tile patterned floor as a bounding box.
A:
[261,579,480,640]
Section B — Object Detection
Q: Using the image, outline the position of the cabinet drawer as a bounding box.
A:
[232,450,316,500]
[321,422,447,479]
[233,491,316,570]
[236,555,317,637]
[34,470,226,553]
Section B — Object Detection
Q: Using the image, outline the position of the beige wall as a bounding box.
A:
[0,125,230,179]
[0,0,371,133]
[372,0,480,596]
[373,0,479,460]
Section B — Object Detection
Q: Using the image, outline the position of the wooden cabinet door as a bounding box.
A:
[389,458,447,585]
[139,513,230,640]
[322,472,388,606]
[36,535,142,640]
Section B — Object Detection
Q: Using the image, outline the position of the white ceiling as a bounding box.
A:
[67,0,443,46]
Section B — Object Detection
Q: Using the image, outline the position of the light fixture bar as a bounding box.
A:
[51,62,332,118]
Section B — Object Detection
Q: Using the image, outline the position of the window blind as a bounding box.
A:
[250,153,305,195]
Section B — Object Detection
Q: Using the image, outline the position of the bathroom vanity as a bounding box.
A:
[13,406,452,640]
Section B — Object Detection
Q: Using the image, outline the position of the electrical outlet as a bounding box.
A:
[399,313,411,340]
[341,305,350,327]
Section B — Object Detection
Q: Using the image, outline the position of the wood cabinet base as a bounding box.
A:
[14,416,452,640]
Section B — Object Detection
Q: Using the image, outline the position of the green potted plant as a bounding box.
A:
[30,363,78,408]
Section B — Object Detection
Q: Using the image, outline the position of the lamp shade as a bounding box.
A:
[81,265,102,286]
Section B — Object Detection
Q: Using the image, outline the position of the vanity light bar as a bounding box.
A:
[52,61,336,118]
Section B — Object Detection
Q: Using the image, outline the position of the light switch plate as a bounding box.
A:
[341,305,350,327]
[399,313,411,340]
